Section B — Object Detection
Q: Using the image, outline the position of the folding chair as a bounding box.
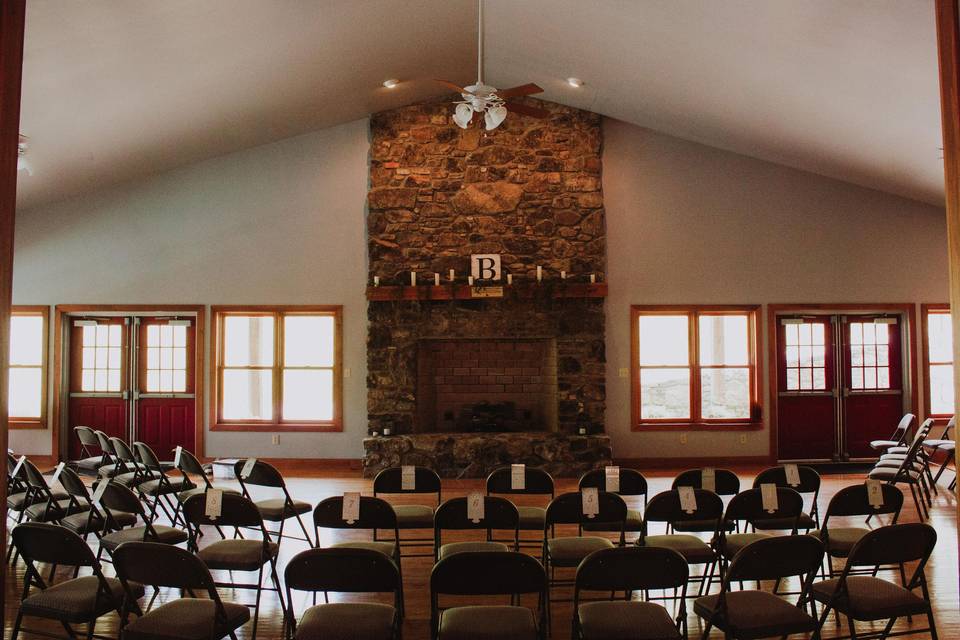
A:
[868,421,934,519]
[114,541,250,640]
[752,465,822,530]
[869,413,915,453]
[19,457,77,524]
[671,468,741,533]
[172,447,239,538]
[543,491,626,601]
[811,523,939,640]
[312,495,404,616]
[183,491,285,640]
[56,465,136,540]
[10,522,144,640]
[573,546,689,640]
[578,467,646,542]
[93,431,124,478]
[73,426,111,476]
[285,547,402,640]
[876,419,938,496]
[639,488,724,597]
[431,550,547,640]
[234,458,313,546]
[486,465,555,553]
[695,534,824,640]
[95,481,188,562]
[132,441,195,525]
[434,495,519,560]
[373,465,441,558]
[922,416,956,487]
[104,437,156,488]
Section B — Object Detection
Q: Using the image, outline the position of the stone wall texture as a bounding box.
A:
[366,97,607,442]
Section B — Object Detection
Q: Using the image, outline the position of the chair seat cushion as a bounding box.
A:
[869,439,900,450]
[644,534,716,564]
[255,498,312,521]
[60,510,137,534]
[811,576,928,620]
[109,471,155,488]
[7,491,37,511]
[694,591,817,638]
[517,506,546,530]
[198,539,279,571]
[868,468,922,483]
[718,532,772,560]
[753,512,816,531]
[136,476,195,497]
[811,527,868,556]
[438,605,537,640]
[73,456,108,472]
[123,597,250,640]
[578,600,680,640]
[673,518,735,533]
[923,439,953,449]
[20,576,144,623]
[438,541,509,560]
[581,508,643,532]
[547,536,614,566]
[392,504,434,529]
[330,541,397,559]
[295,602,396,640]
[24,497,86,522]
[99,525,188,551]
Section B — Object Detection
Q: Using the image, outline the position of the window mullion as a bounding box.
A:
[274,311,283,423]
[691,311,701,422]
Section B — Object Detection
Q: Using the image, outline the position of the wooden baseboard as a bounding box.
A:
[613,455,773,469]
[201,457,362,472]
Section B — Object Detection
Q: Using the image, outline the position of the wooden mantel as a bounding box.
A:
[366,282,608,302]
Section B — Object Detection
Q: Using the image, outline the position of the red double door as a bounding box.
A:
[67,314,196,461]
[776,313,907,461]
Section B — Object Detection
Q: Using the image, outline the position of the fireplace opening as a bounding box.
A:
[416,338,558,433]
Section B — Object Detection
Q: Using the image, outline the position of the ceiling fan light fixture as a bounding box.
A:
[566,77,584,88]
[453,103,474,129]
[484,105,508,130]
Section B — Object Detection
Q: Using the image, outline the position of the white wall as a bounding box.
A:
[602,118,948,459]
[10,115,949,460]
[11,119,371,457]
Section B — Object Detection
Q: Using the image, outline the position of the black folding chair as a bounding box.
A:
[752,465,822,530]
[434,495,519,560]
[132,441,195,525]
[671,468,741,533]
[486,465,555,553]
[95,481,189,562]
[869,413,915,453]
[73,426,111,476]
[234,458,313,546]
[373,465,442,558]
[578,467,647,542]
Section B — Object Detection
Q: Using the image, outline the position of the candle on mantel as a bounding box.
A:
[561,270,567,280]
[434,273,440,286]
[507,273,513,285]
[536,266,543,282]
[410,272,417,286]
[468,276,474,286]
[448,269,455,282]
[373,276,380,287]
[590,274,596,284]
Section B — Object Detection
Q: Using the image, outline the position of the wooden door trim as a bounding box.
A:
[53,305,206,460]
[766,303,919,461]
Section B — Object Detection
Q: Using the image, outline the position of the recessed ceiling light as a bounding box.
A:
[566,77,584,88]
[382,78,400,89]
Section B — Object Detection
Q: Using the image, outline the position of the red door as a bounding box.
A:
[840,317,904,459]
[135,318,196,458]
[68,318,129,460]
[777,317,837,461]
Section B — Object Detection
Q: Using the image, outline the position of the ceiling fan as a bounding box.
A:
[436,0,549,130]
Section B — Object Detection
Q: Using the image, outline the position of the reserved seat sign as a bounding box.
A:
[468,491,485,523]
[604,466,620,493]
[511,464,525,490]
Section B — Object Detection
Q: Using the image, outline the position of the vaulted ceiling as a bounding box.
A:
[16,0,944,210]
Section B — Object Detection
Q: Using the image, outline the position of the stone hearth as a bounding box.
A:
[362,432,612,478]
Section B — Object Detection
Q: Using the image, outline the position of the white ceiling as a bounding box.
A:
[16,0,945,210]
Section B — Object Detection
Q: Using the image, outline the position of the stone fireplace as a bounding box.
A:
[363,97,611,477]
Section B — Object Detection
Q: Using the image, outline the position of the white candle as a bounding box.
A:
[434,273,440,286]
[468,276,474,285]
[561,270,567,280]
[536,266,542,282]
[410,272,416,286]
[373,276,380,287]
[590,274,596,283]
[507,274,513,285]
[449,269,455,282]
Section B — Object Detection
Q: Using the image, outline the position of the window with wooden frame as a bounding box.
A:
[8,306,48,428]
[211,306,342,431]
[631,306,761,429]
[922,304,954,419]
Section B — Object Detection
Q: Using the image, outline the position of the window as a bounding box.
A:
[848,321,891,390]
[923,306,953,418]
[79,323,123,392]
[212,306,342,431]
[8,307,48,426]
[145,323,188,393]
[783,322,827,391]
[632,306,760,428]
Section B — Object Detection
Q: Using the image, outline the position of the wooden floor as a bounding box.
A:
[4,465,958,639]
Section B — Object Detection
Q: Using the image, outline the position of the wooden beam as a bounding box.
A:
[935,0,960,538]
[0,0,25,627]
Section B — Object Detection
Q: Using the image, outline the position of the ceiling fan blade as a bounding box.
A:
[435,79,471,93]
[497,83,544,99]
[506,102,550,119]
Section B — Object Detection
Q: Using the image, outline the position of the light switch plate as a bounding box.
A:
[344,368,351,378]
[271,434,279,445]
[618,367,629,378]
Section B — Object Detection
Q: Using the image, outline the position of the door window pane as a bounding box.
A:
[284,315,334,367]
[638,316,688,365]
[784,321,827,391]
[701,367,750,419]
[639,368,690,419]
[283,369,334,420]
[699,315,749,365]
[224,316,274,366]
[222,369,273,420]
[849,321,891,390]
[80,323,122,392]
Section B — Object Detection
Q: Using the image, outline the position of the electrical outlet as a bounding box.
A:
[618,367,629,378]
[272,434,279,445]
[679,433,688,445]
[739,434,747,445]
[344,367,351,378]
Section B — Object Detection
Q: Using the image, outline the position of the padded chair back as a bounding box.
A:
[888,413,916,444]
[313,495,398,530]
[99,481,146,519]
[110,437,139,467]
[285,547,401,593]
[435,496,519,531]
[725,534,824,582]
[373,466,442,496]
[753,465,821,495]
[12,522,96,567]
[95,430,115,456]
[578,468,648,499]
[183,491,263,529]
[132,441,164,471]
[672,468,741,496]
[431,550,545,596]
[723,487,804,529]
[486,466,555,496]
[21,458,51,491]
[822,483,903,523]
[57,466,92,501]
[176,447,208,477]
[233,458,286,488]
[845,523,937,568]
[643,488,724,530]
[75,426,100,453]
[889,420,934,479]
[545,491,627,527]
[575,546,688,593]
[113,541,216,591]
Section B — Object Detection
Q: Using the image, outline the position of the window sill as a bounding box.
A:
[9,419,46,430]
[632,421,763,432]
[211,421,342,433]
